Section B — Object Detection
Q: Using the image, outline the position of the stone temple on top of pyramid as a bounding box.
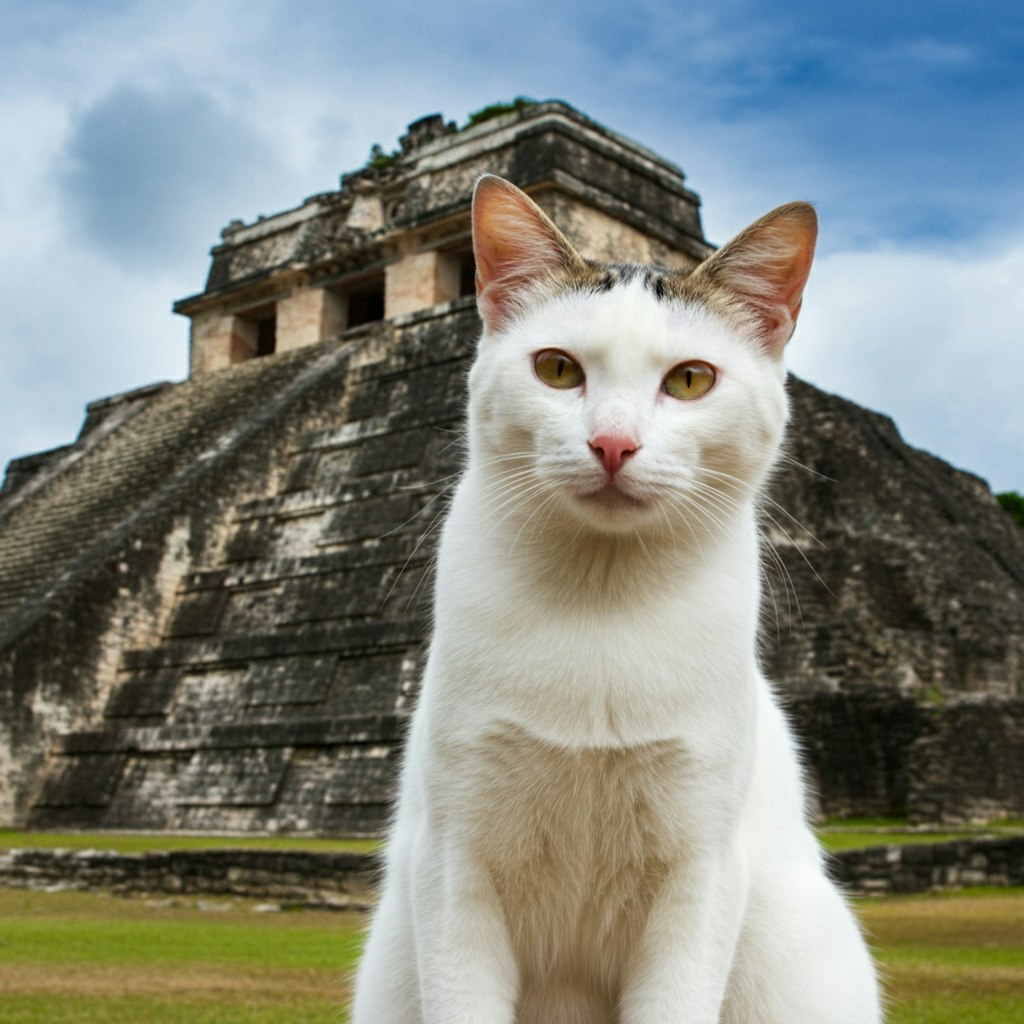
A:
[1,99,1022,836]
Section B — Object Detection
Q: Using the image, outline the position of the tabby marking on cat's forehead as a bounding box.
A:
[542,255,759,341]
[563,260,683,302]
[547,257,687,304]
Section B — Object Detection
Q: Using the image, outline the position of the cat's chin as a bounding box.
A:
[572,484,654,531]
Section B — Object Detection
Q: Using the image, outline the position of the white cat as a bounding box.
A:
[351,175,882,1023]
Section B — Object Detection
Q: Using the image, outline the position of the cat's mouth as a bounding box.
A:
[578,481,649,514]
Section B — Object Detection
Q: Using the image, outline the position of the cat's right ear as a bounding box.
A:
[687,202,818,357]
[472,175,582,332]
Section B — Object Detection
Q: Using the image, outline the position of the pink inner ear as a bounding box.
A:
[472,188,520,291]
[702,202,818,354]
[471,176,578,331]
[771,222,816,323]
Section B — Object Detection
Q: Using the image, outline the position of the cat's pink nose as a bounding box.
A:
[589,435,638,479]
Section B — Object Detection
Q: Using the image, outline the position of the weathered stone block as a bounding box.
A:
[175,748,293,806]
[104,671,180,718]
[34,754,125,807]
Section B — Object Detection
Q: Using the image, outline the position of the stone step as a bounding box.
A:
[56,712,406,756]
[166,557,432,639]
[102,645,422,721]
[180,534,431,594]
[121,619,425,671]
[31,734,401,834]
[231,467,440,522]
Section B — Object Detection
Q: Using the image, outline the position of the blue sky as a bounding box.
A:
[1,0,1022,491]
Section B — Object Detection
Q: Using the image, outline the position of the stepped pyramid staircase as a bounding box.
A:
[27,304,479,835]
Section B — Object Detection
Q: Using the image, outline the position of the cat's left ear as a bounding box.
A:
[472,175,584,332]
[688,202,817,357]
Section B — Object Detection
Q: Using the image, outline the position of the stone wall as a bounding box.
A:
[10,304,478,834]
[828,836,1024,896]
[0,329,393,827]
[3,838,1020,904]
[0,847,378,909]
[762,378,1024,701]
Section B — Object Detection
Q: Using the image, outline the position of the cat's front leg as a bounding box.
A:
[620,847,748,1024]
[412,840,519,1024]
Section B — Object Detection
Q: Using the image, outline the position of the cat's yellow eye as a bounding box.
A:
[534,350,584,390]
[663,361,716,401]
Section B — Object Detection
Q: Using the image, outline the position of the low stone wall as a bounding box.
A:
[828,836,1024,896]
[0,847,380,910]
[2,837,1021,905]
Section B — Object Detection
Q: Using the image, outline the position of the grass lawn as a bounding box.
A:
[817,817,1024,853]
[0,888,364,1023]
[0,830,381,855]
[1,886,1021,1022]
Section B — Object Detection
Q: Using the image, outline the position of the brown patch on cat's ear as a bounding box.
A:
[472,175,584,332]
[686,202,818,357]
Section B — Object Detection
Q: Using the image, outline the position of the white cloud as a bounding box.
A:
[791,236,1024,492]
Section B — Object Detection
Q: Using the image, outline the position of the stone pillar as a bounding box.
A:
[188,312,237,375]
[276,287,346,352]
[435,250,465,305]
[385,250,458,318]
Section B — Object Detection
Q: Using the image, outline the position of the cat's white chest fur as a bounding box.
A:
[468,727,701,1019]
[351,176,881,1024]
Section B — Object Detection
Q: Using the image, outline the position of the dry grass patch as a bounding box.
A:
[859,890,1024,1023]
[0,960,344,1000]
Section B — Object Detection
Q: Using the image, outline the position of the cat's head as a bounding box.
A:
[466,175,816,540]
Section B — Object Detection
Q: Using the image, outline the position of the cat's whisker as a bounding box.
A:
[475,470,550,512]
[663,499,704,563]
[759,553,783,641]
[661,491,715,564]
[674,484,741,535]
[394,471,462,493]
[758,495,828,550]
[403,544,443,615]
[700,465,827,549]
[758,535,801,636]
[478,479,556,542]
[378,495,453,611]
[756,506,834,599]
[473,450,544,470]
[378,483,456,540]
[467,469,550,521]
[689,467,830,604]
[509,488,564,554]
[681,484,804,626]
[777,453,837,483]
